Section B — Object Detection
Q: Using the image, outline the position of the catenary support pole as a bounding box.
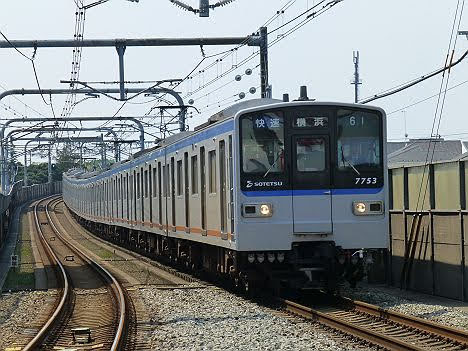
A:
[48,145,52,184]
[116,45,127,100]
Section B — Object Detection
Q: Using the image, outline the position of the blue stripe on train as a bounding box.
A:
[242,187,383,197]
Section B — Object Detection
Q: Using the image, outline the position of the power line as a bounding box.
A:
[0,29,51,106]
[414,0,465,213]
[185,0,342,102]
[387,79,468,116]
[0,82,48,118]
[145,0,303,117]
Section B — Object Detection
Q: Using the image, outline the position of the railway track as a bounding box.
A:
[23,196,128,350]
[283,296,468,351]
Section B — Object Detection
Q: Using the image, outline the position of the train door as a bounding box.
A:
[291,135,332,233]
[184,152,190,229]
[200,146,207,234]
[149,165,153,224]
[158,162,162,226]
[141,167,145,224]
[219,140,227,236]
[171,157,176,230]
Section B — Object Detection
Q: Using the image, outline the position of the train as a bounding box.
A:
[63,93,388,293]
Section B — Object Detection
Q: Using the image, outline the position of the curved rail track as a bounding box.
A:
[24,196,128,350]
[283,296,468,351]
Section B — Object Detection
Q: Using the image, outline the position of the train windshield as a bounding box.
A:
[241,112,285,174]
[336,109,382,173]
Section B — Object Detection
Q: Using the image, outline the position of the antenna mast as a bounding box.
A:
[351,51,362,103]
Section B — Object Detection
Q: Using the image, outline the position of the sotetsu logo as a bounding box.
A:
[246,180,283,188]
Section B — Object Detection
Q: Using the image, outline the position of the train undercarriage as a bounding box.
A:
[69,209,387,294]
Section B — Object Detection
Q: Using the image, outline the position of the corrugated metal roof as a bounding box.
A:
[388,139,464,168]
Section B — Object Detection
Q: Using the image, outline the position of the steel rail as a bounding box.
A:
[283,299,430,351]
[44,196,127,351]
[346,297,468,346]
[24,196,70,351]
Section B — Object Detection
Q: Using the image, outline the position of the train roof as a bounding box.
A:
[194,98,282,131]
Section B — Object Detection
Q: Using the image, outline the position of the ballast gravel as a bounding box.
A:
[141,287,362,351]
[342,283,468,331]
[0,290,56,350]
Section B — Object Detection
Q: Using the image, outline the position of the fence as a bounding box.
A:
[389,160,468,301]
[0,181,62,251]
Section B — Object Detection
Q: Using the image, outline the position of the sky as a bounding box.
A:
[0,0,467,161]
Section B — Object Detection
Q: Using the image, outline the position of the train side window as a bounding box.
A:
[144,170,149,198]
[136,172,141,199]
[124,175,127,200]
[191,156,198,194]
[170,158,175,198]
[130,175,133,197]
[177,160,183,196]
[152,166,157,197]
[163,165,167,197]
[209,150,217,194]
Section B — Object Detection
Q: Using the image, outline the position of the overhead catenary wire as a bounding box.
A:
[139,0,343,143]
[0,29,51,107]
[144,0,306,121]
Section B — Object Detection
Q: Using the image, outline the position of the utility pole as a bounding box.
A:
[351,51,362,103]
[259,27,270,98]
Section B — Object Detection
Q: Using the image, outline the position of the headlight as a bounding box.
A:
[353,201,384,216]
[242,203,273,217]
[260,204,272,216]
[355,202,366,213]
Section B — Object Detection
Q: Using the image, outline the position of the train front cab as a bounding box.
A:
[235,102,388,290]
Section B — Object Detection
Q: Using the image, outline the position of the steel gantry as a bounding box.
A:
[19,136,104,186]
[0,29,270,99]
[0,116,146,193]
[6,126,122,161]
[0,87,187,131]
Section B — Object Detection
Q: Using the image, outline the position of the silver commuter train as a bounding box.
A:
[63,97,388,291]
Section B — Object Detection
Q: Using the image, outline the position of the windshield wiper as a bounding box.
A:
[263,149,283,178]
[341,146,360,175]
